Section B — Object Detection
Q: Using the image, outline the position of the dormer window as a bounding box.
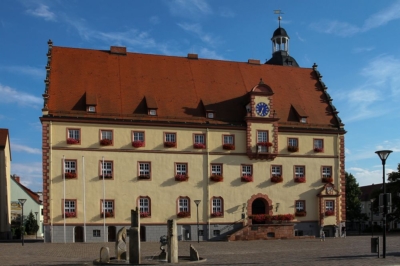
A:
[246,104,251,113]
[88,106,96,113]
[300,117,307,123]
[149,109,157,116]
[207,112,214,119]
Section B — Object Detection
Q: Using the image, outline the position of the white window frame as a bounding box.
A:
[295,166,305,178]
[139,198,150,213]
[176,163,187,175]
[68,129,80,140]
[257,131,268,152]
[101,130,113,140]
[271,165,281,177]
[179,198,189,212]
[165,133,176,142]
[325,201,334,212]
[314,139,323,149]
[194,134,205,144]
[101,161,113,176]
[211,164,222,176]
[65,160,76,173]
[212,198,222,213]
[102,200,114,214]
[295,201,304,211]
[242,165,252,177]
[139,163,150,176]
[322,167,332,178]
[288,138,298,147]
[223,135,234,144]
[65,200,76,213]
[133,132,144,142]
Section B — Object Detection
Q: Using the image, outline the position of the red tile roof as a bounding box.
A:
[45,46,343,130]
[11,176,42,204]
[0,128,9,148]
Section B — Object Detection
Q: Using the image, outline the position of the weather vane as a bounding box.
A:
[273,10,284,27]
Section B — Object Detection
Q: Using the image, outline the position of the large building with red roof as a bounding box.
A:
[40,25,346,242]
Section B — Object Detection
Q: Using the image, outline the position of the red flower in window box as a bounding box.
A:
[322,177,333,183]
[193,143,206,149]
[325,210,334,216]
[101,212,114,218]
[175,174,188,181]
[222,144,235,150]
[64,172,77,179]
[314,147,323,152]
[132,141,145,148]
[241,176,253,182]
[66,138,79,144]
[138,175,150,180]
[210,175,223,182]
[164,141,176,148]
[258,142,273,147]
[295,211,307,217]
[100,139,112,146]
[99,174,113,179]
[177,211,190,218]
[211,212,223,217]
[250,214,268,223]
[294,177,306,183]
[271,176,283,183]
[287,145,299,152]
[64,212,76,218]
[140,212,150,218]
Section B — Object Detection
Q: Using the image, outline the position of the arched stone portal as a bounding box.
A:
[247,193,273,218]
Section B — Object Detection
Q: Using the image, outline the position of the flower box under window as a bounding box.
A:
[294,177,306,183]
[177,211,190,218]
[193,143,206,149]
[211,212,223,217]
[257,142,273,147]
[67,138,79,144]
[175,174,188,181]
[100,139,112,146]
[132,141,145,148]
[164,141,176,148]
[322,177,333,183]
[325,210,334,216]
[250,214,269,223]
[64,212,76,218]
[295,211,307,217]
[314,147,323,152]
[64,172,77,179]
[138,175,150,180]
[210,175,223,182]
[222,144,235,150]
[101,212,114,218]
[140,212,150,218]
[241,176,253,182]
[99,174,113,179]
[271,176,283,183]
[287,145,299,152]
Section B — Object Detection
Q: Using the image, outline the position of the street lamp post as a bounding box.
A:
[34,212,39,239]
[194,200,201,243]
[375,150,393,259]
[370,199,375,238]
[18,199,27,246]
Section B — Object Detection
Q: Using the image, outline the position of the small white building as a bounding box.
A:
[10,176,43,238]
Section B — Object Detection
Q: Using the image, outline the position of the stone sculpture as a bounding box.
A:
[115,227,127,260]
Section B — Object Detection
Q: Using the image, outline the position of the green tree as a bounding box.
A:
[345,172,368,228]
[24,211,39,235]
[387,163,400,223]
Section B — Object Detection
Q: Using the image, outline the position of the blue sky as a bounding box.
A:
[1,0,399,192]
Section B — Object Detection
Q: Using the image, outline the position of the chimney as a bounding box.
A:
[14,176,20,183]
[110,46,127,55]
[187,53,198,59]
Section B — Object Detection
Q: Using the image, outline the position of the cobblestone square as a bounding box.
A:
[1,235,400,265]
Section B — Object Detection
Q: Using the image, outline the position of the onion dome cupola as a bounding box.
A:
[265,14,299,67]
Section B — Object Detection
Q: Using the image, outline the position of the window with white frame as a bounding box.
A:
[271,165,282,177]
[133,131,144,142]
[67,129,80,143]
[139,197,150,214]
[295,166,305,178]
[194,134,205,144]
[322,166,332,178]
[165,133,176,142]
[176,163,187,175]
[139,162,150,176]
[211,164,222,176]
[212,197,222,214]
[93,230,100,237]
[223,135,234,144]
[100,161,113,177]
[295,200,305,211]
[288,138,298,147]
[65,160,76,173]
[325,201,334,212]
[314,139,323,150]
[101,130,112,140]
[178,197,189,212]
[242,165,252,177]
[64,200,76,213]
[257,131,268,152]
[102,200,114,214]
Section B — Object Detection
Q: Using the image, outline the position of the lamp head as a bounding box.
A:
[375,150,393,162]
[194,200,201,206]
[18,199,27,205]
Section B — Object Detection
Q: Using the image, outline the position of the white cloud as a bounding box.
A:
[177,22,220,46]
[309,20,360,37]
[0,65,44,78]
[296,32,305,42]
[362,0,400,31]
[12,162,42,192]
[26,4,56,21]
[353,47,374,53]
[167,0,212,18]
[0,84,42,107]
[12,143,41,155]
[348,166,396,187]
[199,48,224,60]
[219,7,235,18]
[149,16,160,24]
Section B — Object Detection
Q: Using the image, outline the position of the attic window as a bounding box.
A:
[300,117,307,123]
[207,112,214,119]
[149,109,157,116]
[88,106,96,113]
